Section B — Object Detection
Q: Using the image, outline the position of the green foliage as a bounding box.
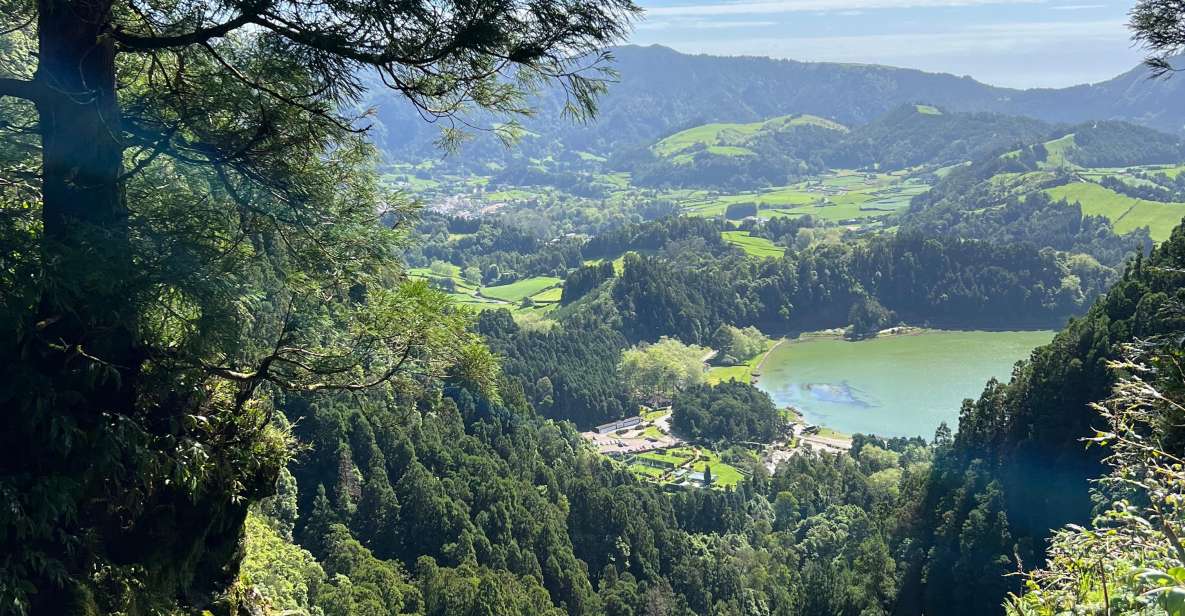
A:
[847,296,895,339]
[619,337,709,406]
[711,325,770,364]
[672,381,788,443]
[0,0,638,610]
[1008,340,1185,615]
[238,511,326,613]
[896,224,1185,616]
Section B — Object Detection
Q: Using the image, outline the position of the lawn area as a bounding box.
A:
[707,365,752,385]
[707,339,779,385]
[693,461,744,488]
[816,427,851,440]
[481,277,563,302]
[642,408,669,421]
[668,446,709,461]
[629,465,665,479]
[637,451,687,467]
[618,445,748,490]
[1045,181,1185,242]
[642,426,666,440]
[722,231,785,258]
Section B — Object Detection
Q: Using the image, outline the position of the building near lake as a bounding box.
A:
[593,417,643,434]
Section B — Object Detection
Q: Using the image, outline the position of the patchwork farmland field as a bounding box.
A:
[685,171,930,223]
[722,231,785,258]
[480,277,564,303]
[1045,181,1185,242]
[652,114,847,159]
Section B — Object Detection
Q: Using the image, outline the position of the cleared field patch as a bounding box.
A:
[583,255,629,275]
[642,426,666,440]
[642,408,669,421]
[687,172,930,222]
[481,277,563,302]
[1045,181,1185,242]
[915,104,942,115]
[707,365,753,385]
[692,461,744,488]
[630,465,664,479]
[1041,133,1077,168]
[707,339,778,385]
[530,286,564,304]
[485,188,542,201]
[670,146,755,165]
[1003,133,1078,169]
[653,114,846,158]
[407,267,480,294]
[686,186,817,218]
[722,231,785,258]
[636,451,686,468]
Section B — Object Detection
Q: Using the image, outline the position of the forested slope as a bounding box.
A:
[368,45,1185,165]
[896,227,1185,615]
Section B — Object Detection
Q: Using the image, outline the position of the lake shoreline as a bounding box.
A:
[753,328,1056,438]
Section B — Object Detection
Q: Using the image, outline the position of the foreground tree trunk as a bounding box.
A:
[26,2,142,612]
[35,0,138,378]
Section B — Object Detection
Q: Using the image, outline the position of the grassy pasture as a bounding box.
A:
[653,114,846,158]
[530,287,564,303]
[1045,181,1185,242]
[1001,133,1077,169]
[670,145,757,165]
[630,465,664,479]
[915,104,942,115]
[683,171,929,222]
[721,231,785,258]
[481,277,563,302]
[1042,134,1077,168]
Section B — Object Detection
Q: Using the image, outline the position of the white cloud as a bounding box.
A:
[638,17,780,30]
[647,0,1045,17]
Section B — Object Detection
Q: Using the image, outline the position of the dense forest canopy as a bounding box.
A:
[0,0,638,612]
[4,0,1185,615]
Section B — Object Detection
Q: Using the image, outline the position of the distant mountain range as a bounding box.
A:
[366,45,1185,163]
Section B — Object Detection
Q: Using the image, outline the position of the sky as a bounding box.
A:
[629,0,1148,89]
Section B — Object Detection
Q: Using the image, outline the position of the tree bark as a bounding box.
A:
[35,0,139,395]
[27,3,140,613]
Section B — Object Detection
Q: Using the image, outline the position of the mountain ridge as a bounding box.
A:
[367,45,1185,164]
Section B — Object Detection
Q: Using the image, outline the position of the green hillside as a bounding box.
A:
[651,114,848,158]
[1045,181,1185,242]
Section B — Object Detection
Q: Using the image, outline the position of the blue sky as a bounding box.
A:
[628,0,1147,88]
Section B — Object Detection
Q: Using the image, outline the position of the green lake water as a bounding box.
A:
[754,330,1055,438]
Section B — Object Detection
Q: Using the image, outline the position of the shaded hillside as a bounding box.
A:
[367,46,1184,165]
[894,226,1185,616]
